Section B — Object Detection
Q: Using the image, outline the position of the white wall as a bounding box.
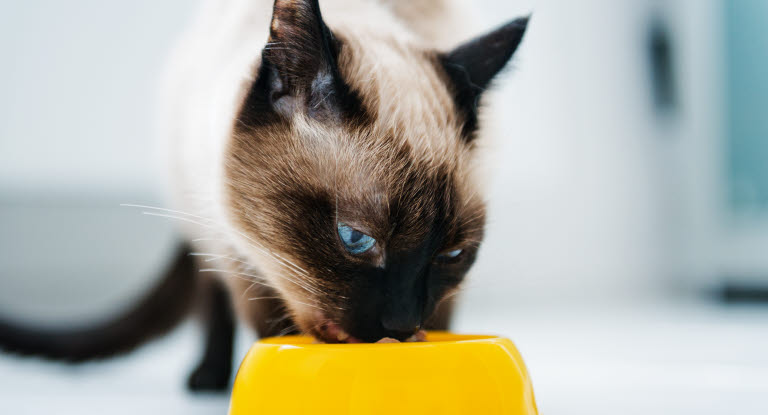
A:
[0,0,193,197]
[467,0,672,305]
[0,0,195,321]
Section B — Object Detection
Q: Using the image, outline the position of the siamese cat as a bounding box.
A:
[0,0,527,391]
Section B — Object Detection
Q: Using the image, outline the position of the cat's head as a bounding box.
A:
[224,0,527,342]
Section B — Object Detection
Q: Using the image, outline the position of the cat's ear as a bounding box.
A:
[440,16,529,140]
[245,0,360,122]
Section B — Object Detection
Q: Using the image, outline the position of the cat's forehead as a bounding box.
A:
[334,31,464,155]
[290,116,471,197]
[297,122,479,233]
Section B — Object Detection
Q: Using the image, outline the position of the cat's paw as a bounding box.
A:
[187,361,231,392]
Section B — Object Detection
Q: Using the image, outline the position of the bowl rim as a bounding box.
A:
[255,332,506,350]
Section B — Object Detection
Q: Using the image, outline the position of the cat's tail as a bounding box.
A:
[0,243,198,362]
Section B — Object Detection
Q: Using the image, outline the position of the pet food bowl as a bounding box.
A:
[228,332,538,414]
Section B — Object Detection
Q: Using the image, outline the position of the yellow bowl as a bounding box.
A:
[228,332,538,415]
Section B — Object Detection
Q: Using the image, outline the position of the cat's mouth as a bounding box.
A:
[310,314,427,344]
[313,320,362,344]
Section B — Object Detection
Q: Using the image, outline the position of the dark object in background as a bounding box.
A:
[648,17,677,113]
[720,283,768,304]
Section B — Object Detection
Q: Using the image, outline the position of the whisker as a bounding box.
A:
[191,237,230,243]
[124,204,311,279]
[140,212,214,229]
[247,296,284,302]
[124,203,341,300]
[266,312,293,333]
[286,298,324,311]
[121,204,216,224]
[190,252,257,269]
[277,324,299,337]
[198,268,271,286]
[242,280,260,299]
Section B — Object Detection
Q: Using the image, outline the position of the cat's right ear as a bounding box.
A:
[238,0,361,126]
[440,16,529,141]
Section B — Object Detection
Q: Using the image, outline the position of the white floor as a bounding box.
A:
[1,300,767,415]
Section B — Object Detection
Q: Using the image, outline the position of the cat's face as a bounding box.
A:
[224,0,527,342]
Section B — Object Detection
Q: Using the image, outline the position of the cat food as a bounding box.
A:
[375,330,427,343]
[314,330,427,344]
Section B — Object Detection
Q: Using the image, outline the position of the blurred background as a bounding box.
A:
[1,0,766,414]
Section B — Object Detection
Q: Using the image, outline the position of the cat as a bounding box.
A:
[0,0,527,391]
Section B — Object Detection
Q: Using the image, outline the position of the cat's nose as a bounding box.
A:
[380,316,420,340]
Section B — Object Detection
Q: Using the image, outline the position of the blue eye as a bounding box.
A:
[438,249,463,260]
[444,249,463,257]
[337,223,376,254]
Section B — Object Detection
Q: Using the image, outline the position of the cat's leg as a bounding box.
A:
[187,276,235,392]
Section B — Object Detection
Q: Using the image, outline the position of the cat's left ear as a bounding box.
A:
[240,0,361,125]
[440,16,529,140]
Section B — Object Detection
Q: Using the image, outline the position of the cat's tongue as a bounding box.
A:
[321,321,361,343]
